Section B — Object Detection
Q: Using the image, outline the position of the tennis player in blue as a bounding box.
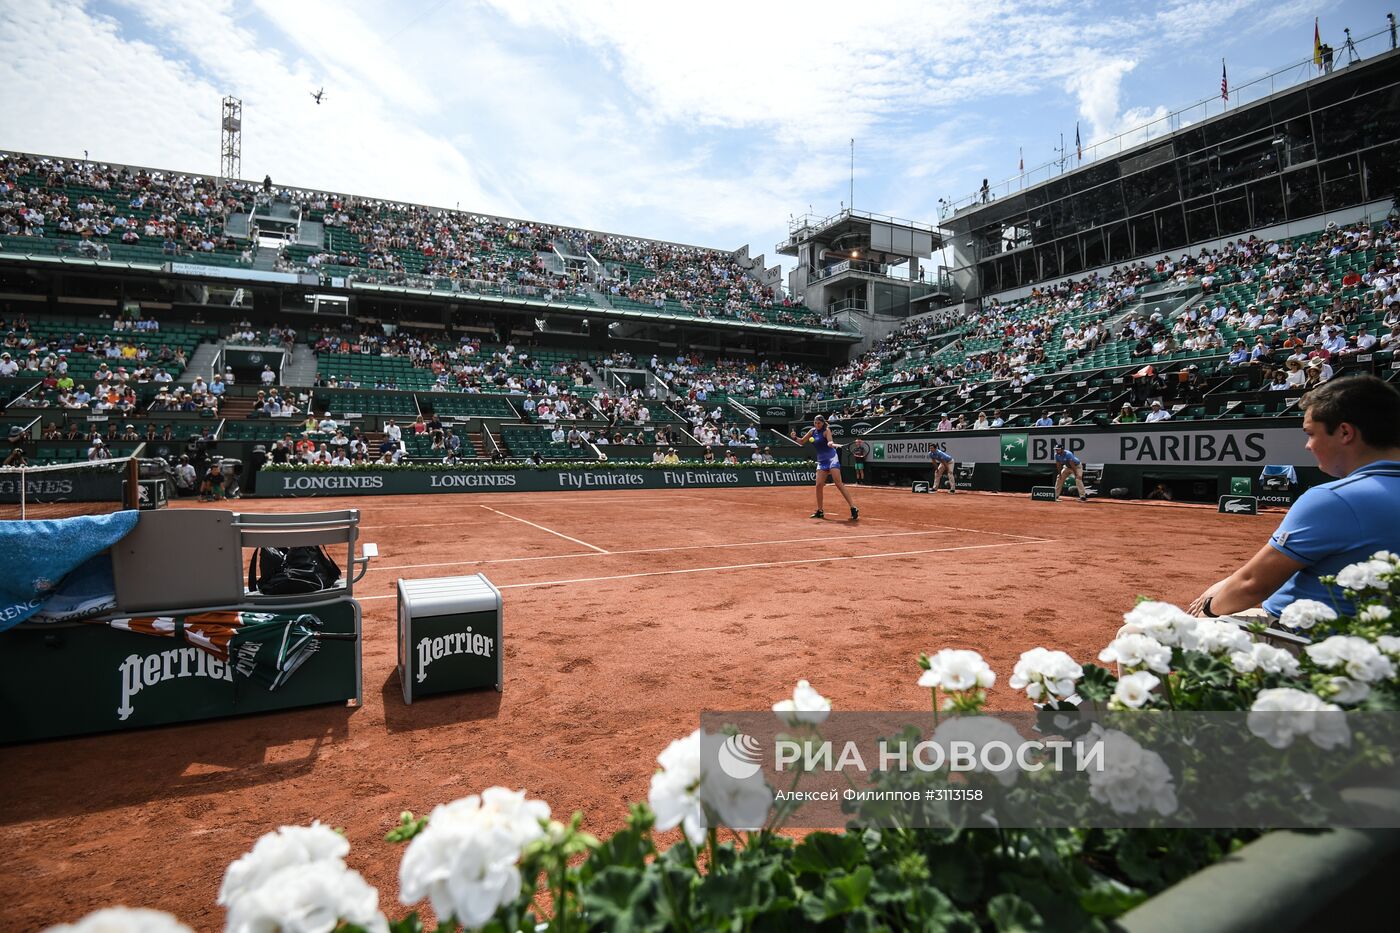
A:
[791,415,859,520]
[929,443,956,494]
[1052,442,1089,502]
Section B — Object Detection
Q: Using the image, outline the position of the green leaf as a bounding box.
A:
[988,893,1045,932]
[579,864,663,932]
[1078,880,1149,917]
[791,831,866,875]
[1077,664,1117,702]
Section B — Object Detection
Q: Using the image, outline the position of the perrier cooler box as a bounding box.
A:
[397,574,503,704]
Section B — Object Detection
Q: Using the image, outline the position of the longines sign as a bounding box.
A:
[868,425,1310,468]
[260,466,816,497]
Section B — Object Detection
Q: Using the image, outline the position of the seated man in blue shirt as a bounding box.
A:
[1190,375,1400,619]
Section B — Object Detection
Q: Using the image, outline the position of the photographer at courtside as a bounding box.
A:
[1189,375,1400,620]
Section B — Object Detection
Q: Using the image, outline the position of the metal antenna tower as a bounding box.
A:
[220,96,242,184]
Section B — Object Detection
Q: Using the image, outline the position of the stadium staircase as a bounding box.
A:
[218,396,259,420]
[179,342,222,386]
[252,244,280,272]
[281,345,320,387]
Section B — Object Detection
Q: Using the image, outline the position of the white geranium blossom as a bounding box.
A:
[1080,727,1178,816]
[1359,605,1393,624]
[1305,636,1397,683]
[227,860,387,933]
[1376,635,1400,658]
[1247,688,1350,749]
[648,730,707,845]
[1008,648,1083,702]
[699,765,775,831]
[931,716,1031,787]
[398,788,549,929]
[1325,676,1371,705]
[44,908,194,933]
[918,649,996,692]
[218,822,350,907]
[1181,619,1253,656]
[647,730,774,845]
[1122,601,1197,647]
[1111,671,1160,709]
[1228,643,1301,678]
[1097,634,1172,673]
[1278,599,1339,631]
[1335,559,1393,592]
[772,679,831,726]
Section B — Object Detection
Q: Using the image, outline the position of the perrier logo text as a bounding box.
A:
[418,627,495,683]
[118,649,234,721]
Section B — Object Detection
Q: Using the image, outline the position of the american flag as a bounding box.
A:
[1221,60,1229,104]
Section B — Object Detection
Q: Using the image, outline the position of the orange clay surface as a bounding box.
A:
[0,486,1275,928]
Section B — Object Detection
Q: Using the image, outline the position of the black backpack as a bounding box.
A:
[248,546,342,595]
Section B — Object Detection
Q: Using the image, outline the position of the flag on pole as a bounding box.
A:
[1018,147,1023,172]
[1221,60,1229,103]
[1075,123,1082,161]
[1314,18,1323,69]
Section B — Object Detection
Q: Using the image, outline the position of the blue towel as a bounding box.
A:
[0,510,140,632]
[1260,464,1299,484]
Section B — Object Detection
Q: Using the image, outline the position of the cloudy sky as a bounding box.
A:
[0,0,1392,270]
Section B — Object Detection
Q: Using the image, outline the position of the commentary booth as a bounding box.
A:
[0,509,375,743]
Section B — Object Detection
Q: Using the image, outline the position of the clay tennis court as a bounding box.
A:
[0,487,1275,928]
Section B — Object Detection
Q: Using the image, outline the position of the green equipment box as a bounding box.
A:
[397,575,503,703]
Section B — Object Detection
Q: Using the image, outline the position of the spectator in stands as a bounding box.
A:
[1033,411,1055,428]
[1144,401,1171,423]
[1227,340,1249,365]
[1114,403,1139,424]
[87,438,107,461]
[1147,483,1173,501]
[1190,375,1400,619]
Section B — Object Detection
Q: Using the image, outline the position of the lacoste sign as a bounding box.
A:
[1218,495,1259,515]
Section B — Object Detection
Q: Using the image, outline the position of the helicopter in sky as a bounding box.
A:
[310,88,326,105]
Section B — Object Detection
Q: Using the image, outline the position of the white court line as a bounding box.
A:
[692,491,1045,541]
[477,504,610,554]
[366,528,958,573]
[283,494,709,513]
[354,538,1055,600]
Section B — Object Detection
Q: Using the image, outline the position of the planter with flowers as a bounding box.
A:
[45,553,1400,933]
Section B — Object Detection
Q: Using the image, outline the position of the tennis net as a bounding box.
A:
[0,447,148,520]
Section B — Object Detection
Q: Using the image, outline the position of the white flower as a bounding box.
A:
[1097,634,1171,673]
[1305,635,1397,683]
[1376,635,1400,658]
[1080,727,1177,816]
[772,679,831,726]
[227,860,387,933]
[1325,676,1371,704]
[647,730,774,844]
[1248,688,1350,749]
[1359,605,1393,624]
[1121,601,1197,647]
[1373,550,1400,564]
[648,730,707,845]
[1008,648,1083,702]
[44,908,194,933]
[398,788,549,929]
[918,649,995,692]
[1228,643,1301,678]
[219,822,350,907]
[1181,619,1253,656]
[1278,599,1339,631]
[699,765,775,832]
[1334,559,1393,592]
[1111,671,1160,709]
[931,716,1030,787]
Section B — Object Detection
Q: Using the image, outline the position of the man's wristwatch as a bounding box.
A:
[1202,597,1218,618]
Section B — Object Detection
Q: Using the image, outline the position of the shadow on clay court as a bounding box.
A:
[0,704,354,825]
[379,669,502,734]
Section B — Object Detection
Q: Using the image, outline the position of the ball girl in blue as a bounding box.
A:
[929,443,957,494]
[791,415,859,520]
[1052,442,1089,502]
